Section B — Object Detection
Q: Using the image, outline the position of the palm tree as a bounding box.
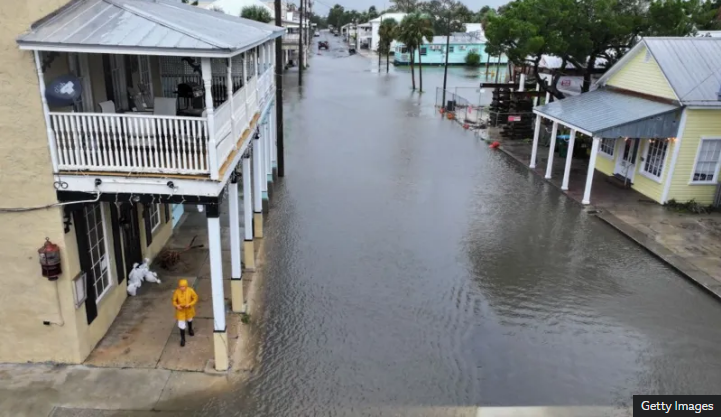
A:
[396,13,434,91]
[241,5,273,23]
[378,18,399,72]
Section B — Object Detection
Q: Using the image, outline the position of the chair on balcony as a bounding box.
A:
[98,100,116,113]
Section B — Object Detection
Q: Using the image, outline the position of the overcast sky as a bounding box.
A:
[310,0,509,15]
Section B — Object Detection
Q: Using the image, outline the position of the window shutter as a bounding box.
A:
[72,207,98,324]
[109,204,126,284]
[143,205,153,247]
[164,204,170,224]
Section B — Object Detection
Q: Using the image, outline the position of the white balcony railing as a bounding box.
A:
[283,34,300,43]
[49,112,210,175]
[48,71,274,179]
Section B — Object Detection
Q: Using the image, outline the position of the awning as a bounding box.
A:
[534,89,682,138]
[16,0,285,57]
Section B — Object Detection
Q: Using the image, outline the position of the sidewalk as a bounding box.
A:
[493,133,721,299]
[0,196,272,415]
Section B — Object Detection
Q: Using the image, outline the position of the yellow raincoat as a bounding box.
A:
[172,279,198,321]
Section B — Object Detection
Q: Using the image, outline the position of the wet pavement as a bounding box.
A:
[193,34,721,415]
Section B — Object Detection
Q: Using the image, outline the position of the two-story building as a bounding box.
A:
[530,37,721,206]
[2,0,283,371]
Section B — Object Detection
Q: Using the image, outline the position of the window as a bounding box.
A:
[691,138,721,183]
[150,204,161,232]
[599,138,615,157]
[109,55,129,111]
[449,46,454,53]
[459,45,467,51]
[420,47,427,56]
[85,204,112,302]
[641,139,669,181]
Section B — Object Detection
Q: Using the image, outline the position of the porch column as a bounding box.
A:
[227,58,237,140]
[261,122,269,204]
[242,152,255,271]
[518,73,526,91]
[206,205,228,371]
[582,136,601,205]
[265,119,272,183]
[252,131,264,238]
[544,122,558,179]
[254,47,259,77]
[530,115,542,169]
[260,43,265,73]
[202,58,219,180]
[545,91,551,105]
[33,51,59,173]
[271,104,278,174]
[533,83,540,107]
[229,174,244,313]
[561,129,576,191]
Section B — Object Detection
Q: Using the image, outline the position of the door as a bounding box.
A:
[119,203,143,276]
[614,138,640,182]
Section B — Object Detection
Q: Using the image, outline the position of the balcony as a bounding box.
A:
[283,33,300,44]
[41,54,274,181]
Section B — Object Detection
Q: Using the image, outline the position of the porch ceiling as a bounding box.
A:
[534,89,682,138]
[16,0,284,57]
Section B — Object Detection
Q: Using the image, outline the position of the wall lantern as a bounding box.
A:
[38,237,62,280]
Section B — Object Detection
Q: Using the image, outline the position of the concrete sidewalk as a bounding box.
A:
[494,134,721,299]
[0,198,273,415]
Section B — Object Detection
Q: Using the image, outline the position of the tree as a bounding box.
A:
[378,18,399,72]
[390,0,419,13]
[396,13,434,91]
[465,51,481,65]
[418,0,470,34]
[368,6,380,20]
[484,0,719,100]
[328,4,345,29]
[241,5,273,22]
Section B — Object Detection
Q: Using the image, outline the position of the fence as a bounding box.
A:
[435,88,486,128]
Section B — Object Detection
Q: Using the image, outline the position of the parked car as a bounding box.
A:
[318,41,329,50]
[314,31,320,37]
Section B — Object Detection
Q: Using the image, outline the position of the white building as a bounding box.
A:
[370,13,407,52]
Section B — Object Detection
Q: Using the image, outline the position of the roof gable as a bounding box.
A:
[597,37,721,107]
[16,0,284,57]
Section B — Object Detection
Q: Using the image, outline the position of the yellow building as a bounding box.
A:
[531,37,721,206]
[0,0,283,370]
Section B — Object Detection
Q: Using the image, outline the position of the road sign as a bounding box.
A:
[508,115,521,122]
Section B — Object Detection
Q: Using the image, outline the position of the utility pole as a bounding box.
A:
[275,0,285,176]
[378,14,383,71]
[441,6,451,109]
[298,0,304,85]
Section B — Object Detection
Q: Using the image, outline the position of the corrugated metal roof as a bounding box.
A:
[644,38,721,106]
[16,0,284,56]
[534,89,682,138]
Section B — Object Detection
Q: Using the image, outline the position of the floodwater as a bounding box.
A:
[197,35,721,415]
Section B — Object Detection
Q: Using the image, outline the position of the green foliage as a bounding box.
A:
[241,5,273,23]
[484,0,721,99]
[240,313,251,324]
[390,0,419,12]
[465,50,481,66]
[397,13,434,90]
[378,18,399,55]
[664,199,716,214]
[418,0,472,34]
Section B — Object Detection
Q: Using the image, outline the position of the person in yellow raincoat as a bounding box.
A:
[172,279,198,347]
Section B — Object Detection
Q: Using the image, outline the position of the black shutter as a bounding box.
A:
[143,204,153,247]
[72,207,98,324]
[164,204,170,224]
[109,204,126,284]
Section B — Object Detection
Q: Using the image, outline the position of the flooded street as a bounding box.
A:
[198,35,721,415]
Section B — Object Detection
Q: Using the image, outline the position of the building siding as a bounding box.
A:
[606,46,677,101]
[667,109,721,204]
[0,0,88,364]
[630,138,673,203]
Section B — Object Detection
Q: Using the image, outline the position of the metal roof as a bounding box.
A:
[596,37,721,107]
[645,38,721,106]
[16,0,285,57]
[534,89,682,138]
